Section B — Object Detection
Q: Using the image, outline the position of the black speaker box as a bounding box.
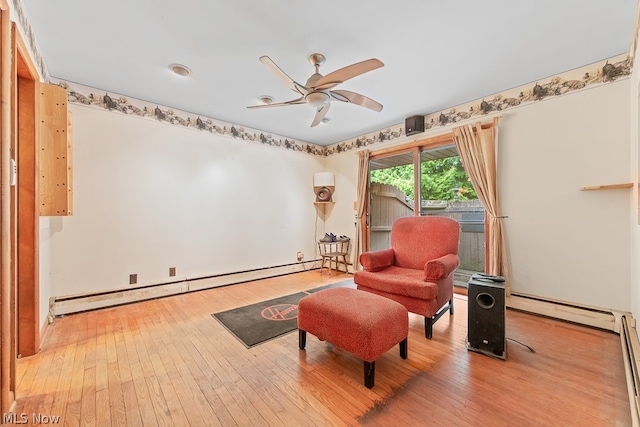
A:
[467,275,507,359]
[405,115,425,136]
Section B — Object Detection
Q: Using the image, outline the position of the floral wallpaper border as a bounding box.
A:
[54,79,327,156]
[324,53,631,155]
[57,53,630,158]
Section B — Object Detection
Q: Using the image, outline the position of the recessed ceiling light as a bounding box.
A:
[321,117,331,124]
[259,95,274,104]
[169,63,192,77]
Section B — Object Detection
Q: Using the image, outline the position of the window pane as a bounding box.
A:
[369,152,415,251]
[419,146,485,284]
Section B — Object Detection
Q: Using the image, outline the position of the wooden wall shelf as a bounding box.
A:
[580,183,633,191]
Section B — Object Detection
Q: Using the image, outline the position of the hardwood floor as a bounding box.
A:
[13,271,631,426]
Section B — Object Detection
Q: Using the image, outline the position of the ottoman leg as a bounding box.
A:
[299,329,306,350]
[364,361,375,388]
[399,338,408,359]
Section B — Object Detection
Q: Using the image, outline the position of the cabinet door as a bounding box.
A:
[38,82,72,216]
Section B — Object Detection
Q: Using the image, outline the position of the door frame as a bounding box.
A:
[15,23,40,358]
[0,5,41,413]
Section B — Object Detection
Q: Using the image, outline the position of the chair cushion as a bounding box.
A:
[391,216,459,270]
[354,266,438,300]
[355,285,438,318]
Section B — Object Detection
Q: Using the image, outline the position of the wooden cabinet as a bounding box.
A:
[38,83,72,216]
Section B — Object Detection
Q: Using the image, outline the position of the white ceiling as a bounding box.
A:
[22,0,637,146]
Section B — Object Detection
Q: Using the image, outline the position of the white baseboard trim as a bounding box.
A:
[52,261,319,316]
[186,262,317,291]
[506,292,624,332]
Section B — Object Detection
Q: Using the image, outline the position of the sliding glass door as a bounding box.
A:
[367,143,485,284]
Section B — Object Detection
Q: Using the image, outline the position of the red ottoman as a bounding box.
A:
[297,287,408,388]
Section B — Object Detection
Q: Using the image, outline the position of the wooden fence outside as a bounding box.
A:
[370,183,414,251]
[369,183,484,272]
[422,199,485,272]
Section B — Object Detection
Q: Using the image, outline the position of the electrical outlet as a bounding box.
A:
[129,274,137,285]
[169,267,176,277]
[297,252,304,261]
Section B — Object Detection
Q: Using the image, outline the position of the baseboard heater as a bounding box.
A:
[506,292,620,332]
[51,260,322,316]
[621,315,640,426]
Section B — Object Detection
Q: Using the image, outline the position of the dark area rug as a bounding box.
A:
[213,292,308,348]
[212,279,355,348]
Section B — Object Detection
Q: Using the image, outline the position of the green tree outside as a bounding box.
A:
[370,156,477,201]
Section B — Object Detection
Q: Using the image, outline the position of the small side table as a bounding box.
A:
[318,241,350,275]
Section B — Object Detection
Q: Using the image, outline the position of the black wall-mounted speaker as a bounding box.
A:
[467,275,507,359]
[405,115,425,136]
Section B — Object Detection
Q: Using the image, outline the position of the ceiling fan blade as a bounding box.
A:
[259,56,310,95]
[310,103,330,127]
[247,97,305,109]
[330,90,383,112]
[313,58,384,91]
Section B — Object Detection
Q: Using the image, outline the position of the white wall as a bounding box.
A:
[500,81,631,310]
[328,80,632,311]
[322,151,359,267]
[43,104,327,297]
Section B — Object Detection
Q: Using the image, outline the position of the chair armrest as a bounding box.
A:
[359,248,395,272]
[424,253,460,280]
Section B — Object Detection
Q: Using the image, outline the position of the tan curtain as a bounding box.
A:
[353,150,370,271]
[452,121,510,295]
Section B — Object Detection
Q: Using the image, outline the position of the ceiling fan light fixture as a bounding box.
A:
[253,54,384,127]
[305,92,329,108]
[169,63,192,77]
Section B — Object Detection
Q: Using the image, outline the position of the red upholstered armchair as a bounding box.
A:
[354,216,460,339]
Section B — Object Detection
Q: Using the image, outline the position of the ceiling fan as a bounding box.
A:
[248,53,384,127]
